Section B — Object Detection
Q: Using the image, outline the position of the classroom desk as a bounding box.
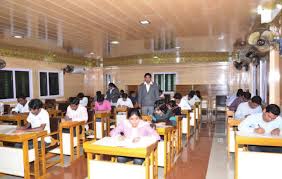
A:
[83,137,158,179]
[175,116,183,154]
[156,125,175,177]
[181,110,191,141]
[93,112,111,139]
[59,121,85,163]
[227,118,241,158]
[234,132,282,179]
[0,114,28,127]
[0,125,47,179]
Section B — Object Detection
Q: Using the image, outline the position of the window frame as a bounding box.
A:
[153,72,177,93]
[0,68,33,102]
[38,70,64,99]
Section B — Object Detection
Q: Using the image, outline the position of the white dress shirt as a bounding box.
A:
[66,104,88,122]
[179,96,192,110]
[79,97,88,107]
[12,101,30,113]
[27,108,51,143]
[144,81,153,92]
[116,98,133,108]
[238,113,282,134]
[235,102,262,119]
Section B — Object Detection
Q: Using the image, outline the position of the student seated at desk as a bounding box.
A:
[188,90,201,106]
[110,109,160,165]
[77,92,88,107]
[177,93,192,110]
[235,96,262,119]
[167,100,181,116]
[229,91,250,111]
[63,97,88,130]
[15,99,51,148]
[116,93,133,108]
[238,104,282,153]
[152,100,176,126]
[11,96,29,114]
[94,95,111,113]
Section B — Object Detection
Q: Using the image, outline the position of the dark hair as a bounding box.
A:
[154,99,166,109]
[195,90,202,99]
[127,108,142,119]
[144,73,152,78]
[236,89,244,97]
[188,90,195,98]
[158,104,168,114]
[168,100,177,108]
[243,92,252,100]
[96,91,102,96]
[108,83,117,88]
[17,95,26,100]
[251,96,262,105]
[265,104,280,116]
[97,94,105,103]
[121,93,128,99]
[28,99,43,109]
[159,89,163,94]
[173,93,182,100]
[77,92,84,99]
[120,90,125,93]
[69,97,80,105]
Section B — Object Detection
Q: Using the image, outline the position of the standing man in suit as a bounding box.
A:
[138,73,160,115]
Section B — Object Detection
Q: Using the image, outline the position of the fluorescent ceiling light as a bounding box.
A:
[13,35,23,39]
[139,20,150,25]
[153,56,158,59]
[110,41,120,44]
[175,46,181,49]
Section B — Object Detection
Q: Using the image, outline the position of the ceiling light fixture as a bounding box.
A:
[139,20,150,25]
[175,46,181,49]
[153,56,158,59]
[13,35,23,39]
[110,41,120,44]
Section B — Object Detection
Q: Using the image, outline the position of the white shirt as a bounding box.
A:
[226,95,236,106]
[144,81,153,92]
[79,97,88,107]
[235,102,262,119]
[66,104,88,122]
[188,95,200,106]
[179,96,192,110]
[238,113,282,134]
[12,101,30,113]
[116,98,133,108]
[27,108,51,143]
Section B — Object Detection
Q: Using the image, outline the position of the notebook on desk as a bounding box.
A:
[93,136,157,148]
[0,125,17,134]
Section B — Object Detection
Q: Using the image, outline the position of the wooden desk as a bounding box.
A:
[227,118,241,159]
[93,112,111,139]
[83,137,158,179]
[156,125,175,177]
[0,125,47,179]
[181,110,191,141]
[175,116,183,154]
[0,114,28,127]
[60,121,85,163]
[235,133,282,179]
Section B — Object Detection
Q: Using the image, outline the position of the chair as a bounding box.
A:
[215,95,227,118]
[141,115,152,122]
[44,99,57,109]
[114,107,128,127]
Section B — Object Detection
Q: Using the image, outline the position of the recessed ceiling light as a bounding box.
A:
[90,52,94,55]
[110,41,120,44]
[139,20,150,25]
[13,35,23,39]
[153,56,158,59]
[175,46,181,49]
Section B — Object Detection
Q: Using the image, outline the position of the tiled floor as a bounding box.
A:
[0,114,234,179]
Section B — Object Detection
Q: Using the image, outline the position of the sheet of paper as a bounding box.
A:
[236,131,282,139]
[0,125,17,134]
[93,136,157,148]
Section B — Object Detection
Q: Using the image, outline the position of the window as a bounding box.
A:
[154,73,176,92]
[39,71,63,97]
[0,69,32,100]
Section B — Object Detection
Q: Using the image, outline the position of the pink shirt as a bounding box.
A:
[110,120,160,141]
[94,100,111,112]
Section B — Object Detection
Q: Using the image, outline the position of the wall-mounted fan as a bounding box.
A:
[0,59,6,69]
[248,30,275,53]
[62,65,74,74]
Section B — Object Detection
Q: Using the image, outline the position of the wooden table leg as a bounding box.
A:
[145,156,150,179]
[33,138,39,178]
[101,119,105,138]
[87,153,93,179]
[164,134,167,177]
[154,148,158,179]
[70,127,74,162]
[59,127,64,166]
[76,126,80,158]
[41,137,46,176]
[23,141,30,179]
